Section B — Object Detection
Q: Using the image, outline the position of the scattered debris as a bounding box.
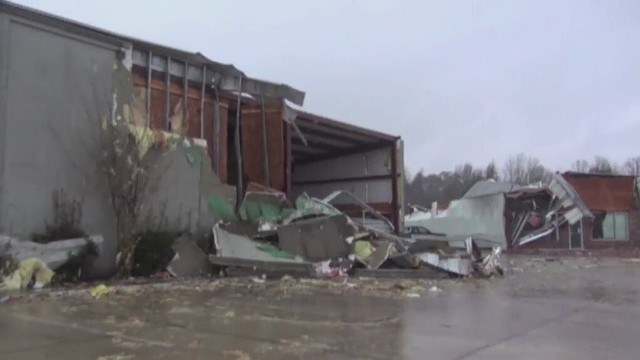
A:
[278,215,353,261]
[2,258,55,290]
[222,350,251,360]
[405,293,421,298]
[0,235,103,290]
[207,188,503,280]
[251,275,266,284]
[166,236,208,277]
[97,355,134,360]
[478,247,503,276]
[419,253,472,276]
[0,235,103,270]
[90,284,110,298]
[429,285,442,292]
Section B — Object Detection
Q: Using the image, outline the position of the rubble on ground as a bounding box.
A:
[208,183,503,280]
[0,235,103,291]
[0,183,504,294]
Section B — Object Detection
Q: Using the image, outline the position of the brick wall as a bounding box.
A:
[513,210,640,251]
[583,209,640,250]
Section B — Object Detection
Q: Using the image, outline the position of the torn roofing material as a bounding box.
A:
[407,194,507,248]
[419,253,472,276]
[323,190,395,232]
[219,78,305,107]
[562,172,638,212]
[463,181,539,199]
[548,173,593,220]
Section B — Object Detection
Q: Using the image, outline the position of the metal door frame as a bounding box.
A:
[569,219,584,250]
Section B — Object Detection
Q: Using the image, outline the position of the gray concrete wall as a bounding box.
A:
[0,15,229,277]
[141,142,235,236]
[0,16,118,276]
[0,14,9,230]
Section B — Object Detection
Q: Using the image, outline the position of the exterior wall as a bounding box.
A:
[0,17,118,275]
[520,210,640,251]
[291,146,396,221]
[240,104,286,191]
[0,14,8,230]
[582,210,640,249]
[131,69,229,182]
[0,15,229,276]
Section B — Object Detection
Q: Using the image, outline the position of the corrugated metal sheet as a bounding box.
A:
[463,181,527,198]
[563,173,637,211]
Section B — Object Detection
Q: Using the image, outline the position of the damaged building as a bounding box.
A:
[406,172,640,252]
[0,1,405,276]
[517,172,640,250]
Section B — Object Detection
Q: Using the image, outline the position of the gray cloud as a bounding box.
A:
[16,0,640,172]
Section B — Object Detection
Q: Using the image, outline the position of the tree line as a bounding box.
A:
[404,154,640,207]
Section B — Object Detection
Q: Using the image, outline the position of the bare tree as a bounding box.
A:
[502,153,551,185]
[589,156,618,175]
[485,161,499,181]
[623,156,640,176]
[503,153,527,185]
[84,59,169,277]
[571,159,590,173]
[98,120,165,277]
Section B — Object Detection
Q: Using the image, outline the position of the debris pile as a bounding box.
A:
[0,235,103,290]
[208,183,503,279]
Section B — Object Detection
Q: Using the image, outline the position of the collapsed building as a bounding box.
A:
[406,173,640,251]
[0,1,411,277]
[517,173,640,250]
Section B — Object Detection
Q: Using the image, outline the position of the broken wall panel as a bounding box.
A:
[131,68,229,182]
[240,104,286,191]
[277,215,353,261]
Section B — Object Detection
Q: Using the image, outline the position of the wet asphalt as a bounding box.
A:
[0,255,639,359]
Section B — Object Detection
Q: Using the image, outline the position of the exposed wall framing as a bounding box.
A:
[240,103,286,191]
[131,64,229,182]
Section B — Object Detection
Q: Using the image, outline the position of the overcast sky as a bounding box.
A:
[16,0,640,174]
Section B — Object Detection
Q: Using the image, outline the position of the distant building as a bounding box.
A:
[520,172,640,250]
